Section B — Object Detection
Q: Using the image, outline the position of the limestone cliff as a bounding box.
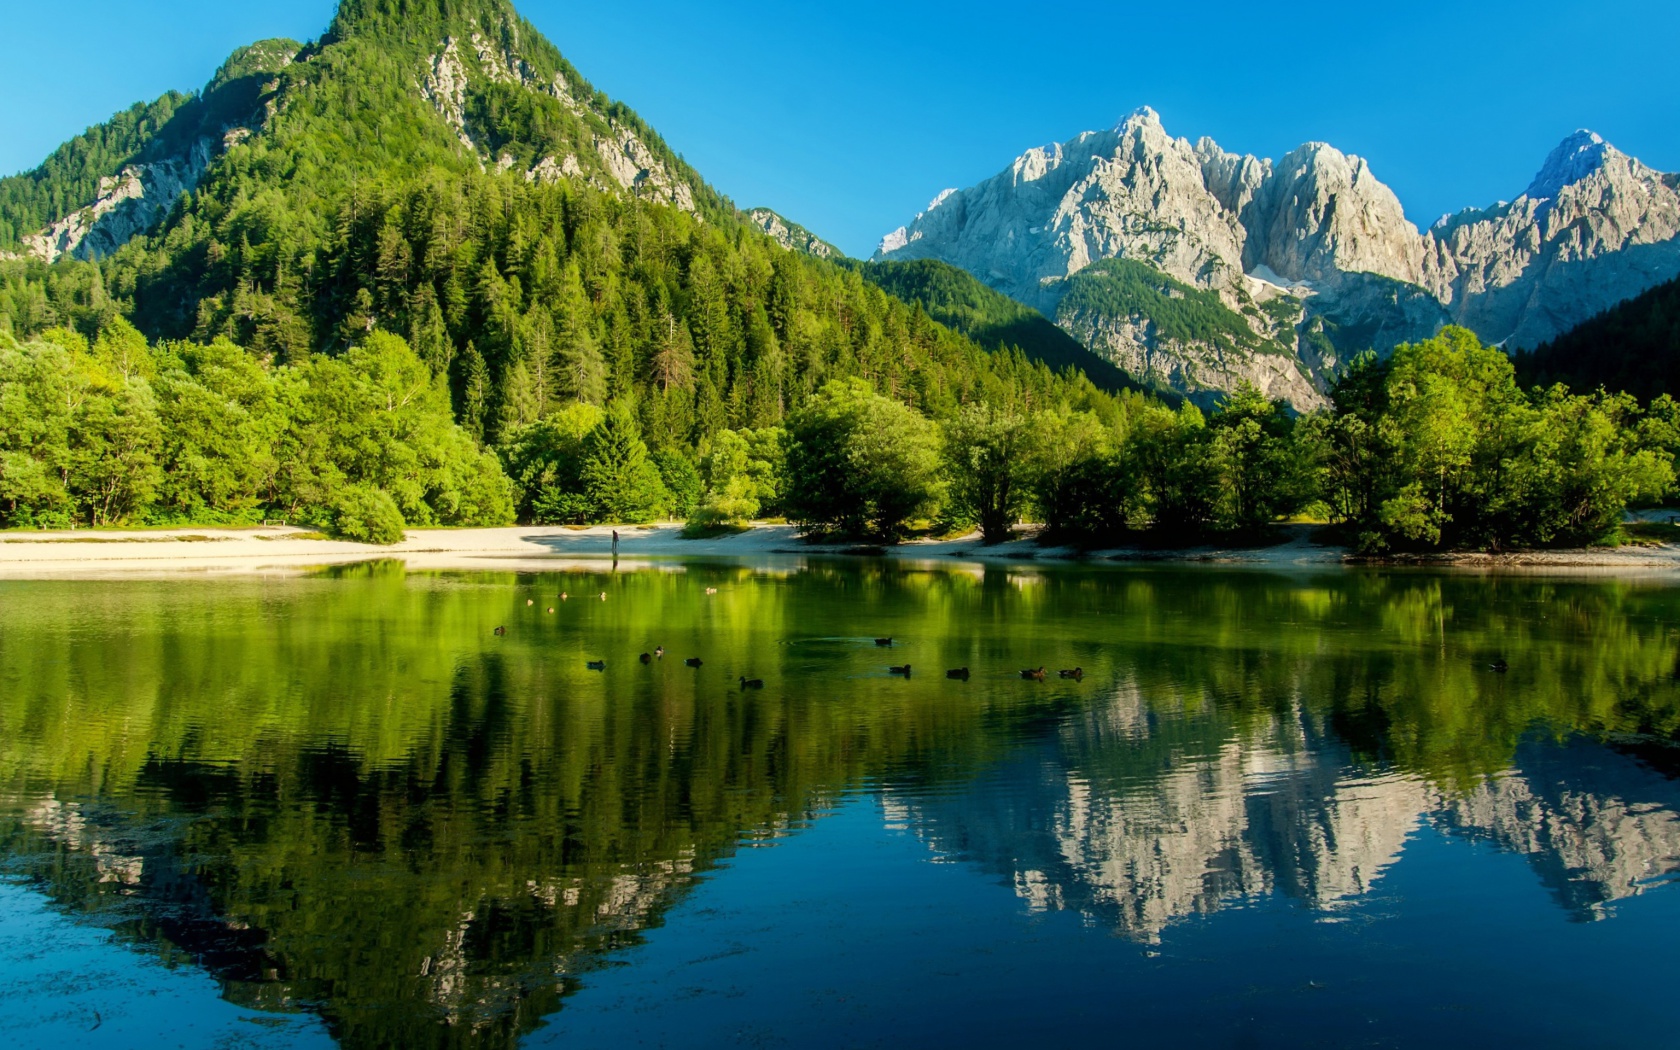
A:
[746,209,840,260]
[877,112,1680,408]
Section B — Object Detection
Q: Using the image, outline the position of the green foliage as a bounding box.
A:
[942,403,1035,543]
[499,402,602,524]
[858,259,1147,394]
[1057,259,1292,358]
[1320,327,1674,552]
[329,483,407,544]
[1205,388,1313,529]
[1029,409,1131,542]
[1517,272,1680,403]
[149,338,285,523]
[578,400,669,523]
[278,331,514,530]
[0,322,509,530]
[693,427,784,526]
[653,448,702,520]
[784,379,943,539]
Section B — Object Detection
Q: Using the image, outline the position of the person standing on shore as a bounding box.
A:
[612,529,620,559]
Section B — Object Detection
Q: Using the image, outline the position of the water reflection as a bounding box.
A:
[1,564,1679,1046]
[894,695,1680,942]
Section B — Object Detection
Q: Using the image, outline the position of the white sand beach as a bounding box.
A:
[3,522,1680,579]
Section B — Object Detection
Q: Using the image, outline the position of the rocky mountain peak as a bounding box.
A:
[1526,129,1611,203]
[1116,106,1163,132]
[877,109,1680,409]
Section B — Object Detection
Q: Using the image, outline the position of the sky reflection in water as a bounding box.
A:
[2,559,1679,1048]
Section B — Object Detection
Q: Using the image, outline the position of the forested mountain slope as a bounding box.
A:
[857,258,1155,396]
[1516,274,1680,402]
[0,0,1132,535]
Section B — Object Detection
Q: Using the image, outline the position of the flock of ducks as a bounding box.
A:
[494,598,1087,690]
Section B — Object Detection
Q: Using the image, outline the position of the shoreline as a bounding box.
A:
[2,523,1680,579]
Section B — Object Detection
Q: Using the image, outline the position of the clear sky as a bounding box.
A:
[3,0,1678,258]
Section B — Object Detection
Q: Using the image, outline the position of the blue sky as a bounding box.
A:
[4,0,1678,257]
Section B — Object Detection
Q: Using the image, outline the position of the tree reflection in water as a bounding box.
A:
[2,561,1679,1047]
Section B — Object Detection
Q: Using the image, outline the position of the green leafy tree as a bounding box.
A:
[67,373,164,526]
[150,338,285,523]
[499,402,604,524]
[1206,387,1312,530]
[579,400,669,523]
[943,403,1034,543]
[693,427,784,525]
[783,379,942,540]
[0,335,76,526]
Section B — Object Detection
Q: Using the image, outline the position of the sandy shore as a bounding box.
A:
[2,522,1679,579]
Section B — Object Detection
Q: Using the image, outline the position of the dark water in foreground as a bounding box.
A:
[3,559,1680,1048]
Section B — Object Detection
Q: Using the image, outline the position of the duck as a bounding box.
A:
[526,599,534,607]
[946,668,970,681]
[685,657,703,668]
[546,607,556,614]
[640,652,652,664]
[706,587,719,595]
[1057,668,1084,680]
[1489,658,1509,674]
[587,660,606,671]
[1020,667,1047,681]
[561,592,569,601]
[600,592,608,601]
[739,676,765,689]
[654,646,666,658]
[493,626,507,636]
[889,664,912,677]
[875,637,894,647]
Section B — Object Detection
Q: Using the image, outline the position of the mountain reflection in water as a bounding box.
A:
[2,561,1680,1047]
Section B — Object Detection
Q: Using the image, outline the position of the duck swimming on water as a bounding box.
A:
[946,668,970,680]
[655,646,665,658]
[1058,668,1083,680]
[640,652,652,664]
[494,626,507,636]
[889,664,912,677]
[739,676,764,689]
[1021,667,1047,681]
[686,657,703,668]
[875,637,893,647]
[587,660,606,671]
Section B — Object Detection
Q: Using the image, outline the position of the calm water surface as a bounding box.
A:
[3,559,1680,1048]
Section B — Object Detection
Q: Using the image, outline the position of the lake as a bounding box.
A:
[2,558,1680,1048]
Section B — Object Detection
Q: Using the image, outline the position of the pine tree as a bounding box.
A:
[579,399,669,523]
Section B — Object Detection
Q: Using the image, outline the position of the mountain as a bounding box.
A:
[0,0,1122,460]
[746,208,840,260]
[876,109,1680,408]
[1515,272,1680,401]
[0,40,303,263]
[855,258,1156,395]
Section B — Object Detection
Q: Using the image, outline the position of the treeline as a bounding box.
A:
[1517,272,1680,405]
[915,326,1675,553]
[0,323,508,541]
[6,319,1671,554]
[688,326,1677,552]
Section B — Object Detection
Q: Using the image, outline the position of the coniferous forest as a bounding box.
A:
[1,0,1676,554]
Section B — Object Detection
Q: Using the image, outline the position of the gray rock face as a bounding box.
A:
[746,209,840,260]
[418,28,699,214]
[877,112,1680,407]
[24,141,216,263]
